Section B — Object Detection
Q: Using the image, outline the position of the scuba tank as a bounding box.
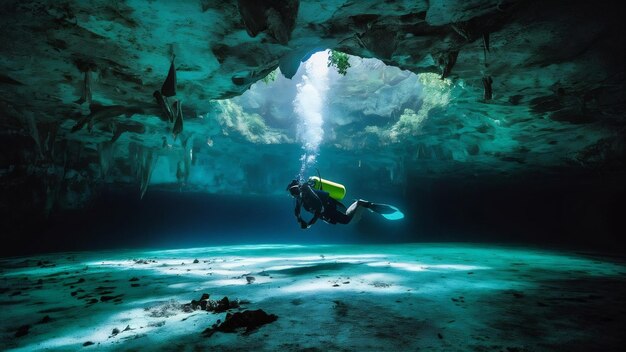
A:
[309,176,346,201]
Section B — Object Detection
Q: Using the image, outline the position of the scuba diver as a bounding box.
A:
[287,176,403,229]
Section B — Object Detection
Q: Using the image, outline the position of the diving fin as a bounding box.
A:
[367,203,405,220]
[368,203,396,214]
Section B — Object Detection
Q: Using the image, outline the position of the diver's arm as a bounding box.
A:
[307,212,320,227]
[294,198,308,229]
[303,194,321,228]
[295,186,323,229]
[294,198,302,218]
[301,184,325,228]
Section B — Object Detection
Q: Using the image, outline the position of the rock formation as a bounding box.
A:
[0,0,623,223]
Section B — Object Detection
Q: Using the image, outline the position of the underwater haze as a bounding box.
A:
[1,1,626,351]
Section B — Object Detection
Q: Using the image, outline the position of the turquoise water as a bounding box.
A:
[1,243,624,351]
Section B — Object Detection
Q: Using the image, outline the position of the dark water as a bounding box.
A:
[4,171,624,257]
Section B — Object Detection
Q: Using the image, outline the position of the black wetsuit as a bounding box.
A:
[294,183,350,227]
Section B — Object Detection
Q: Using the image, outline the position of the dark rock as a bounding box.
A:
[129,277,139,282]
[231,76,246,85]
[111,327,120,336]
[15,324,30,337]
[101,294,123,302]
[83,341,94,346]
[438,332,443,339]
[40,315,51,324]
[279,50,305,79]
[438,50,459,79]
[134,259,155,264]
[203,309,278,337]
[237,0,299,44]
[131,283,140,287]
[361,27,397,60]
[246,276,255,284]
[200,293,210,301]
[215,297,230,313]
[193,259,199,264]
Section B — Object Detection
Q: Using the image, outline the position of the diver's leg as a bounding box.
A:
[343,200,370,224]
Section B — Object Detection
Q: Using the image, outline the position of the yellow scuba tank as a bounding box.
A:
[309,176,346,201]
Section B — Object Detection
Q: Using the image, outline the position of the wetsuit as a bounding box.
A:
[294,182,350,228]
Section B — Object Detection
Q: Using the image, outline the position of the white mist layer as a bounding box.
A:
[293,50,330,179]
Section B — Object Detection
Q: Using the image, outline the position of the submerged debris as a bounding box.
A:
[146,300,182,318]
[202,309,278,337]
[133,259,157,264]
[182,293,240,313]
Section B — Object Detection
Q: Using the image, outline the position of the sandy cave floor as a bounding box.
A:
[1,243,625,351]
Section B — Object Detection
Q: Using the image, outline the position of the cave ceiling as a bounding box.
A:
[0,0,624,210]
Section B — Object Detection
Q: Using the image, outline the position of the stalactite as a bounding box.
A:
[483,76,493,100]
[139,148,157,199]
[97,141,114,180]
[438,50,459,79]
[22,112,44,160]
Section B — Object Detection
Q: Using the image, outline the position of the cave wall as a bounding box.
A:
[1,0,625,246]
